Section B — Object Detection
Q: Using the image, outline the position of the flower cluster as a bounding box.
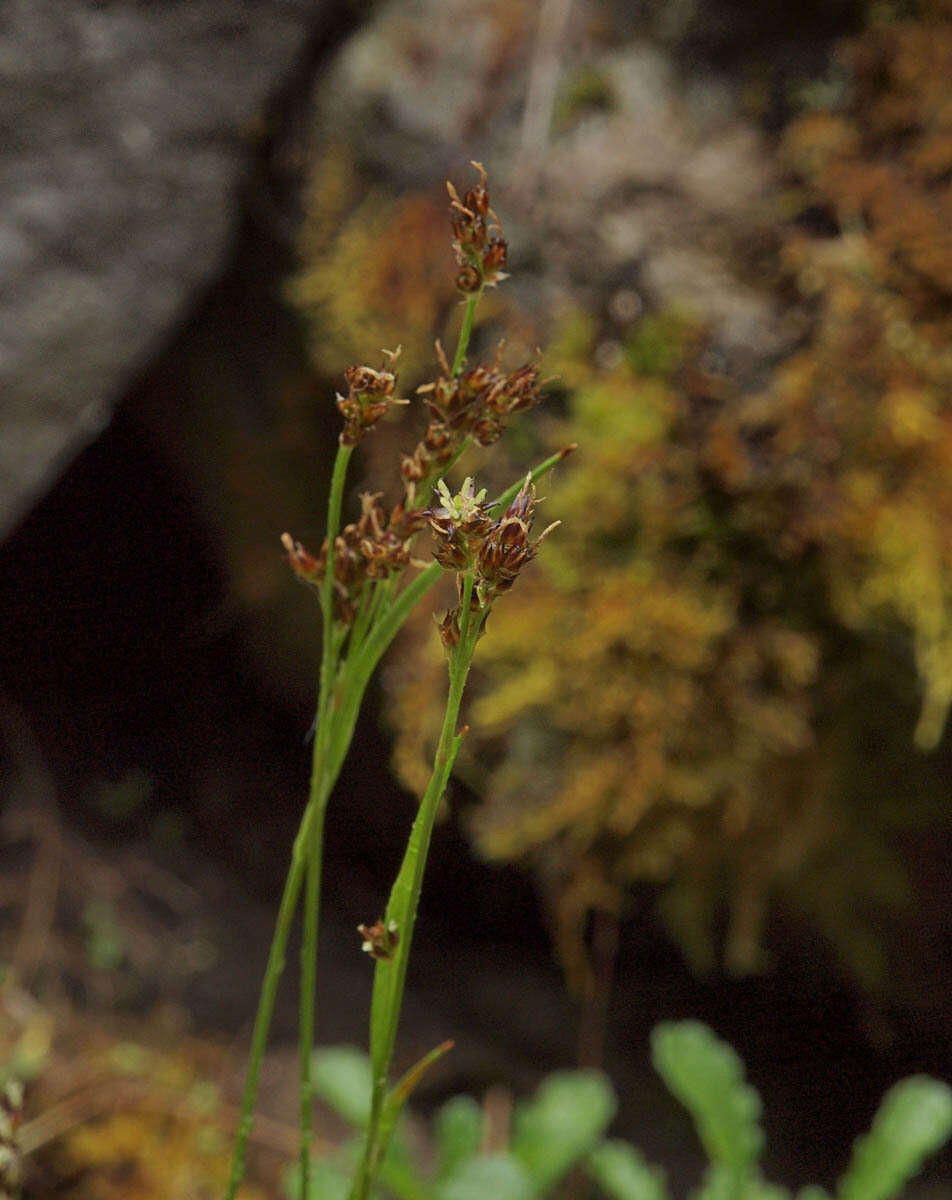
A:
[447,161,508,293]
[475,474,556,599]
[335,348,407,447]
[283,164,553,630]
[357,918,399,961]
[402,347,544,505]
[282,494,426,624]
[427,475,559,649]
[426,478,495,571]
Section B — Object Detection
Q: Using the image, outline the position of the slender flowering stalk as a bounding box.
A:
[224,165,570,1200]
[298,439,353,1187]
[349,470,558,1200]
[349,579,484,1200]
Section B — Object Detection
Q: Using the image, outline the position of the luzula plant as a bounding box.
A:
[224,165,572,1200]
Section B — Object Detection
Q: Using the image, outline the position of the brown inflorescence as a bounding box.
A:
[425,475,559,643]
[447,161,508,294]
[476,475,560,604]
[291,164,552,630]
[425,478,496,572]
[357,918,399,961]
[436,607,461,652]
[403,348,544,506]
[336,348,407,447]
[282,493,426,625]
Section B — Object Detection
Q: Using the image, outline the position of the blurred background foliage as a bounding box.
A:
[279,0,952,1021]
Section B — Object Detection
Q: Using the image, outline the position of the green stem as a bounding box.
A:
[298,775,324,1188]
[224,797,319,1200]
[319,445,355,681]
[225,444,352,1200]
[349,577,484,1200]
[225,445,566,1199]
[451,292,480,375]
[335,563,443,768]
[347,584,375,660]
[300,443,354,1191]
[331,445,573,788]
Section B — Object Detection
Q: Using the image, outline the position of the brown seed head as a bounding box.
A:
[358,918,399,961]
[426,477,496,572]
[281,532,321,583]
[437,607,461,652]
[337,348,407,446]
[481,237,508,286]
[464,161,490,215]
[455,264,482,293]
[475,475,559,600]
[448,163,507,294]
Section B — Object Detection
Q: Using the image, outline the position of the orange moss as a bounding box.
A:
[386,5,952,1006]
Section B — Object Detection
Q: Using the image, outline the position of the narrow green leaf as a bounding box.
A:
[311,1046,373,1128]
[510,1069,616,1191]
[352,634,474,1200]
[434,1154,535,1200]
[838,1075,952,1200]
[796,1188,832,1200]
[652,1022,764,1172]
[375,1041,457,1172]
[389,1041,456,1112]
[586,1139,669,1200]
[434,1096,484,1181]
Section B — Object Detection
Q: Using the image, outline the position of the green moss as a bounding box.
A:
[553,67,616,131]
[623,311,692,379]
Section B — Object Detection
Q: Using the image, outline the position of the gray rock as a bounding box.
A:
[0,0,335,539]
[304,1,798,380]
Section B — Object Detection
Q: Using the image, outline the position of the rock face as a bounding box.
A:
[0,0,339,539]
[296,0,807,395]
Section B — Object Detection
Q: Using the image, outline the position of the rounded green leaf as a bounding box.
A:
[838,1075,952,1200]
[435,1095,484,1180]
[311,1045,372,1128]
[586,1139,669,1200]
[434,1153,535,1200]
[651,1022,764,1171]
[510,1069,617,1190]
